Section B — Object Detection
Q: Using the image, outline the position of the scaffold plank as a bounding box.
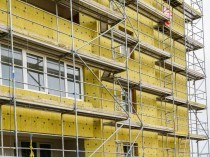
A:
[58,0,124,25]
[0,96,128,121]
[155,60,205,80]
[169,133,208,141]
[164,0,201,21]
[0,0,208,155]
[187,68,206,80]
[102,72,172,97]
[185,36,204,51]
[154,25,204,51]
[189,134,209,141]
[105,121,174,134]
[0,27,125,74]
[128,1,170,23]
[176,2,202,21]
[104,29,171,60]
[140,41,171,59]
[157,96,206,110]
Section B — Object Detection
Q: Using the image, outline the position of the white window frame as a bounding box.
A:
[121,88,132,113]
[28,49,83,100]
[22,49,28,90]
[123,142,137,157]
[120,45,130,57]
[65,62,84,101]
[0,44,84,101]
[0,44,24,89]
[46,57,66,97]
[64,62,68,98]
[44,55,48,94]
[24,50,46,94]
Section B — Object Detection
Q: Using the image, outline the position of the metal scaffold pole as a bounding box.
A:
[200,0,210,155]
[0,0,208,156]
[0,105,3,156]
[69,0,79,156]
[185,0,209,155]
[8,0,18,156]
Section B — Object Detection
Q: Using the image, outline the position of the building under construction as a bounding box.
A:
[0,0,208,156]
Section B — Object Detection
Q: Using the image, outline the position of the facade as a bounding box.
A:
[0,0,209,156]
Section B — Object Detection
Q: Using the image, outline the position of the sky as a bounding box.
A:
[195,0,210,153]
[203,1,210,122]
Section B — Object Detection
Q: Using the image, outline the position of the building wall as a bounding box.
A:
[0,0,190,156]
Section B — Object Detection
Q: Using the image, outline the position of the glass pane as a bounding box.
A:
[1,45,22,66]
[47,58,64,77]
[121,89,129,112]
[48,75,65,96]
[67,65,81,99]
[67,65,80,78]
[2,64,23,88]
[27,54,44,91]
[47,58,65,96]
[27,54,43,71]
[1,45,23,88]
[28,70,44,91]
[40,144,51,157]
[1,64,10,86]
[15,67,24,88]
[68,81,81,99]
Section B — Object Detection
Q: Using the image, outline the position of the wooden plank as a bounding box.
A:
[170,133,208,141]
[0,25,125,74]
[102,74,172,97]
[129,1,170,23]
[156,60,205,80]
[158,96,206,110]
[105,121,174,133]
[176,3,202,21]
[58,0,123,25]
[78,0,123,24]
[154,25,203,51]
[104,29,171,60]
[0,96,127,121]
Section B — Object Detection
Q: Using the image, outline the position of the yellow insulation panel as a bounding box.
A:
[0,0,190,156]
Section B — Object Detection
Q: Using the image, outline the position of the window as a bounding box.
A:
[120,45,131,56]
[119,26,134,36]
[21,142,37,157]
[121,88,130,112]
[120,45,135,59]
[1,45,23,88]
[65,139,85,157]
[131,89,137,113]
[118,26,135,59]
[27,54,44,91]
[121,89,136,113]
[20,142,51,157]
[0,45,84,99]
[67,65,81,99]
[47,58,65,96]
[100,22,108,33]
[21,0,80,24]
[40,144,51,157]
[123,143,138,157]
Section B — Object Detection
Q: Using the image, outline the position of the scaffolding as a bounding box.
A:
[0,0,208,156]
